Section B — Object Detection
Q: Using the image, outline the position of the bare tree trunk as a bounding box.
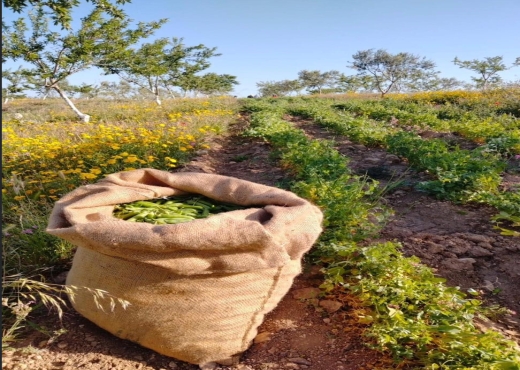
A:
[53,85,90,123]
[155,93,162,106]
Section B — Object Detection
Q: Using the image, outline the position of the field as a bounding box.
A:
[2,91,520,370]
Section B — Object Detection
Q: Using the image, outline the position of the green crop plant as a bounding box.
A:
[240,98,520,369]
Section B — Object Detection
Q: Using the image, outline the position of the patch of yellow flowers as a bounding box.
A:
[2,99,239,208]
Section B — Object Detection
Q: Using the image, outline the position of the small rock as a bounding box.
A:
[292,288,320,300]
[425,241,444,254]
[287,358,312,366]
[364,157,381,164]
[260,363,279,369]
[468,246,493,257]
[38,340,48,348]
[385,154,401,163]
[235,365,253,370]
[478,242,494,250]
[199,363,217,370]
[323,318,331,324]
[464,233,490,243]
[217,356,239,366]
[13,113,23,120]
[441,251,458,259]
[449,242,471,256]
[168,361,178,369]
[253,332,272,343]
[482,280,495,292]
[319,300,342,313]
[441,258,476,271]
[57,342,68,349]
[284,363,299,369]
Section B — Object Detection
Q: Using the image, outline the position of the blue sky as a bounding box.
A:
[3,0,520,97]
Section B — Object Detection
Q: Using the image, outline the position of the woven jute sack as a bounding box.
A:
[46,168,323,365]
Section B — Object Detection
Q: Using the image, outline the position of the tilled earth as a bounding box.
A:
[3,116,519,370]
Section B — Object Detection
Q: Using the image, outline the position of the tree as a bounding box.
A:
[256,79,301,97]
[336,74,375,93]
[298,70,341,94]
[282,79,304,96]
[102,37,221,104]
[96,80,134,99]
[196,73,238,96]
[2,66,30,103]
[348,49,438,97]
[256,81,284,97]
[102,38,170,104]
[3,0,130,29]
[419,77,464,91]
[176,73,237,97]
[75,83,99,99]
[453,56,513,90]
[2,5,166,121]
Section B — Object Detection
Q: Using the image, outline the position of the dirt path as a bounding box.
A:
[3,115,519,370]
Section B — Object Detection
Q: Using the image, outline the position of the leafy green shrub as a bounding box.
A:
[321,242,520,369]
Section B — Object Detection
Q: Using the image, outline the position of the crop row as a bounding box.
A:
[283,99,519,234]
[332,98,520,148]
[241,99,520,369]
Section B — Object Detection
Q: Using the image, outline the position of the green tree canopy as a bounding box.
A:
[348,49,438,97]
[298,70,340,95]
[256,79,301,97]
[2,4,166,120]
[453,56,512,90]
[101,37,223,104]
[336,74,374,93]
[197,73,238,96]
[2,66,30,102]
[3,0,131,29]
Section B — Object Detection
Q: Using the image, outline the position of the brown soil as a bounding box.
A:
[3,116,519,370]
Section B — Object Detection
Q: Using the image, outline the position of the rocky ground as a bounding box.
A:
[3,115,519,370]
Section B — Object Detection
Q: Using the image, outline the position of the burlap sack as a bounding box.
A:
[46,169,323,365]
